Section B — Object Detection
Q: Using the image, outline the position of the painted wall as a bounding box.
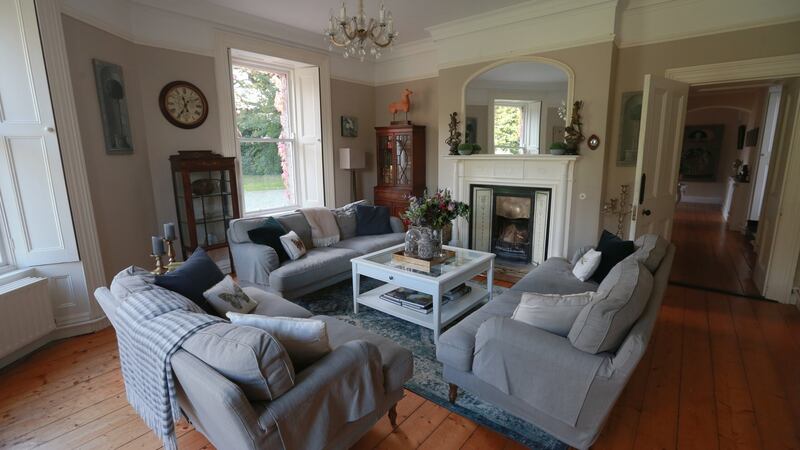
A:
[374,78,439,193]
[62,15,158,281]
[437,42,616,253]
[331,79,376,205]
[604,21,800,233]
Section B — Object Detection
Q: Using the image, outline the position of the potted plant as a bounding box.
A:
[457,143,474,155]
[472,143,482,153]
[401,189,470,259]
[549,141,567,155]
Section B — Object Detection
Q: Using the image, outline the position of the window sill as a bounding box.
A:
[0,267,36,288]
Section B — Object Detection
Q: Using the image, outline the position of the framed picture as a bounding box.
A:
[92,59,133,154]
[341,116,358,137]
[616,91,643,166]
[745,127,760,147]
[680,124,724,182]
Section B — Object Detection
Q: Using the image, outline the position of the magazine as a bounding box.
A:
[380,283,473,312]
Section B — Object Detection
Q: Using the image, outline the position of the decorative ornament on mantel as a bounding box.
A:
[446,112,462,155]
[558,100,585,154]
[324,0,398,62]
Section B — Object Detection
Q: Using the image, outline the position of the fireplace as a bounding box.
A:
[469,185,551,265]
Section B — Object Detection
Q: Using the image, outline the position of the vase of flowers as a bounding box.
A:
[401,189,469,259]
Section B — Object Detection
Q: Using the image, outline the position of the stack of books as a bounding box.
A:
[380,283,472,314]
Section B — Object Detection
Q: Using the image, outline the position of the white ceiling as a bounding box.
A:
[474,62,568,84]
[200,0,530,43]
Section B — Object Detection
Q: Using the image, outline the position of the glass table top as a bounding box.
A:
[360,245,493,278]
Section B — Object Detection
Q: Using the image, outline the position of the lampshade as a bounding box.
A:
[339,147,365,170]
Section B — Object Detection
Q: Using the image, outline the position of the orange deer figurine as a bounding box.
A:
[388,89,413,122]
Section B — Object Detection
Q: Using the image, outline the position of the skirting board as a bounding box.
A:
[680,195,722,205]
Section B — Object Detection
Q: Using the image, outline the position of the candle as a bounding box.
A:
[339,3,346,21]
[387,15,393,33]
[379,4,385,23]
[151,236,165,256]
[164,223,176,241]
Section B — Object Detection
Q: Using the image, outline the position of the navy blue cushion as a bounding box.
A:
[590,230,635,283]
[247,217,289,262]
[355,204,393,236]
[155,248,225,315]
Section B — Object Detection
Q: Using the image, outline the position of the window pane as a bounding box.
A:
[241,141,295,213]
[232,65,290,140]
[494,104,523,155]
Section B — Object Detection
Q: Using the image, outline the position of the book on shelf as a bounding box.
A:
[379,283,473,313]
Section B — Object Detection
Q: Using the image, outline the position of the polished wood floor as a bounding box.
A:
[670,202,761,297]
[2,284,798,449]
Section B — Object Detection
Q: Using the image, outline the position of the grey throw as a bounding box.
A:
[115,288,222,450]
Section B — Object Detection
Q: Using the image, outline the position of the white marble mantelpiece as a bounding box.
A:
[445,154,579,258]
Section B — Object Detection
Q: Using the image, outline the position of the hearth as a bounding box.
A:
[469,185,551,265]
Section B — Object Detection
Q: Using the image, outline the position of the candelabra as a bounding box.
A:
[324,0,397,61]
[601,184,634,237]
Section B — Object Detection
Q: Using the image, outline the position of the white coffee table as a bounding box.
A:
[351,244,495,345]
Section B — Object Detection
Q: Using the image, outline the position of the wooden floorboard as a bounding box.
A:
[1,288,799,449]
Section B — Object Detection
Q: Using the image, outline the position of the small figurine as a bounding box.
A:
[445,112,462,155]
[389,88,413,123]
[564,100,585,154]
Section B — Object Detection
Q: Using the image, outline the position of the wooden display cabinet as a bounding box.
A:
[374,124,426,218]
[169,150,240,258]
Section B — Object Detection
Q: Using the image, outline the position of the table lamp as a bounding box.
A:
[339,148,365,202]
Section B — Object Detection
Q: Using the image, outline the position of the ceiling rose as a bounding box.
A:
[324,0,397,61]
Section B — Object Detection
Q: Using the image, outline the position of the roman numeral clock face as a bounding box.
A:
[159,81,208,129]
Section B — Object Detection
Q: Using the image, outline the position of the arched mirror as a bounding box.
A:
[464,60,571,155]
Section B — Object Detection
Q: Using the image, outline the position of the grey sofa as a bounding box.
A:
[436,235,675,450]
[228,211,405,298]
[95,280,413,450]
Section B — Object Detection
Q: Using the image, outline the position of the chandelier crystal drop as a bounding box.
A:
[323,0,397,62]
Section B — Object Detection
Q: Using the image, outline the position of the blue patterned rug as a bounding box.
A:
[294,278,568,449]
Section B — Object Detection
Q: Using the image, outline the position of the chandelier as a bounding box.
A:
[324,0,397,61]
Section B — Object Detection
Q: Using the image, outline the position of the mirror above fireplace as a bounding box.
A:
[464,59,572,156]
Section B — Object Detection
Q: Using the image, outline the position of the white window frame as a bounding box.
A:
[231,59,302,217]
[0,198,15,275]
[492,99,542,154]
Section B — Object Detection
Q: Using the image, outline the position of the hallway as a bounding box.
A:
[670,202,761,297]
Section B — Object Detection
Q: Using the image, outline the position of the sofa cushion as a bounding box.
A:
[436,290,521,372]
[248,217,289,262]
[569,258,654,354]
[279,230,308,260]
[227,314,331,369]
[277,212,314,250]
[590,231,635,283]
[269,247,360,293]
[511,258,599,295]
[355,205,393,236]
[181,322,295,402]
[110,266,156,300]
[155,248,224,315]
[332,200,366,240]
[333,232,405,255]
[245,287,313,318]
[512,292,593,337]
[203,275,258,315]
[317,315,413,393]
[630,234,669,273]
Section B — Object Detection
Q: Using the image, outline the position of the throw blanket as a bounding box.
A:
[300,207,340,247]
[115,288,222,450]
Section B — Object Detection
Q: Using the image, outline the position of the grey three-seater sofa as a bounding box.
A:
[436,235,675,449]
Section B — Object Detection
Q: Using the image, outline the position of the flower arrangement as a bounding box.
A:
[402,189,470,229]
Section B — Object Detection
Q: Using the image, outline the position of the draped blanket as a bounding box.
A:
[300,207,341,247]
[115,288,222,450]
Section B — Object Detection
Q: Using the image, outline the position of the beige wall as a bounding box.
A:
[437,42,616,252]
[375,78,439,193]
[604,21,800,233]
[62,15,158,280]
[331,79,375,205]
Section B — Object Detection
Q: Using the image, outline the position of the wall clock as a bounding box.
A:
[159,81,208,129]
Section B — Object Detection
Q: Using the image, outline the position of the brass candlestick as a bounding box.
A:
[164,239,176,265]
[602,184,634,237]
[150,254,166,275]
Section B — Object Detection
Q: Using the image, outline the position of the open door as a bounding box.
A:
[628,74,689,240]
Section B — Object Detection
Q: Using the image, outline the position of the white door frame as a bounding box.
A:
[665,54,800,304]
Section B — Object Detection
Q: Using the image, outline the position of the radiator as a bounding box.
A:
[0,277,55,360]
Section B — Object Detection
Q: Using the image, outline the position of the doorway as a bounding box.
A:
[669,81,784,298]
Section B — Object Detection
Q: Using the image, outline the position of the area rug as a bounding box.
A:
[294,278,568,450]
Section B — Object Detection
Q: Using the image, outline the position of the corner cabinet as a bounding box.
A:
[170,151,241,258]
[374,125,426,218]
